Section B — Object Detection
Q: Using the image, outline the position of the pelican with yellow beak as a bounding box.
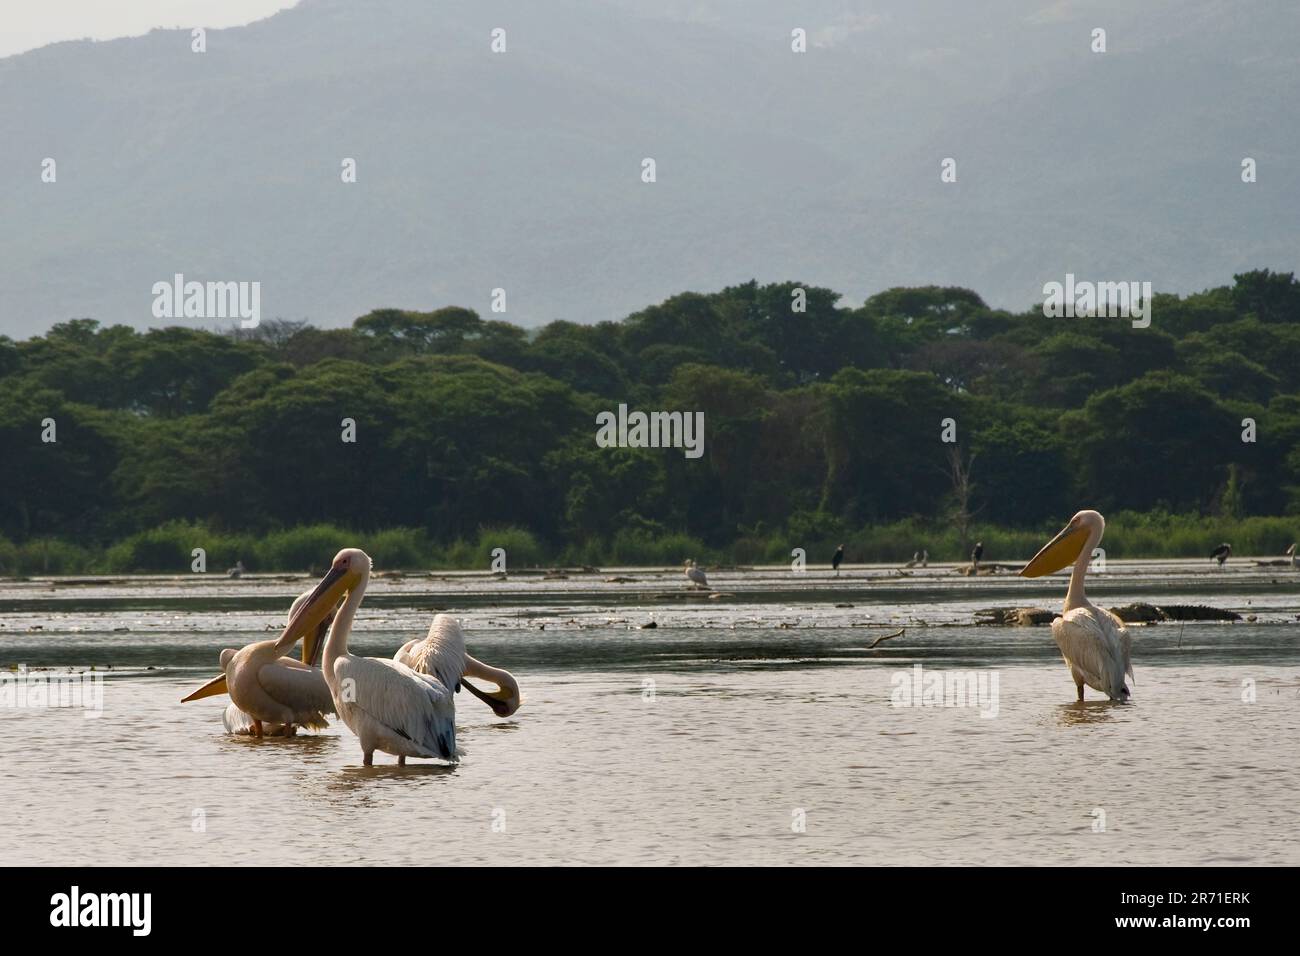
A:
[1020,510,1133,701]
[180,590,338,737]
[284,547,520,765]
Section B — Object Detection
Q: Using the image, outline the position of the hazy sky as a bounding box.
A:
[0,0,299,58]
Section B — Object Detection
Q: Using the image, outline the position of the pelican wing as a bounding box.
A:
[334,655,458,759]
[1051,606,1132,699]
[256,660,335,727]
[394,614,468,691]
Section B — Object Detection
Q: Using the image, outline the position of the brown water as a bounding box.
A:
[2,561,1298,865]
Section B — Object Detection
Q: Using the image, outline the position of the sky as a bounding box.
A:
[0,0,299,58]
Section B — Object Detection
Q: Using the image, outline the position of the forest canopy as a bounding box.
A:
[3,270,1299,572]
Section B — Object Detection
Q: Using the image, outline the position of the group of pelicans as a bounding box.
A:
[183,549,521,765]
[183,513,1293,765]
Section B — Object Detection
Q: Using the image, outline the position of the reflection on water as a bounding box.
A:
[1,584,1298,865]
[1054,700,1128,727]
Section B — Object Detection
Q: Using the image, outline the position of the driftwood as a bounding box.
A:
[867,627,905,649]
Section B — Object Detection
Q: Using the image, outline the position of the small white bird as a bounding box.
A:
[1021,510,1133,701]
[684,559,709,589]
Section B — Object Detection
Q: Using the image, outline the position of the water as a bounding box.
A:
[2,561,1298,865]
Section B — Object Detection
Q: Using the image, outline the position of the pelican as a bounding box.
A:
[395,614,521,720]
[284,548,517,765]
[1210,542,1232,567]
[181,590,337,736]
[227,560,246,579]
[684,559,709,589]
[831,544,845,576]
[1021,510,1133,701]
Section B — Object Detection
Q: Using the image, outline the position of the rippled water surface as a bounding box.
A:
[2,561,1298,865]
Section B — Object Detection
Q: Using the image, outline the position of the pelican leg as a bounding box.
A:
[252,719,264,738]
[363,750,373,766]
[398,756,406,766]
[1076,682,1085,702]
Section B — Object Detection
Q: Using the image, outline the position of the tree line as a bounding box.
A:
[2,269,1299,571]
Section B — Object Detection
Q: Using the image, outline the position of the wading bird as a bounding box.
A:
[181,590,337,736]
[970,541,984,571]
[1210,542,1232,567]
[1021,510,1133,701]
[394,614,521,721]
[904,550,929,568]
[832,544,845,576]
[684,559,709,589]
[282,549,519,765]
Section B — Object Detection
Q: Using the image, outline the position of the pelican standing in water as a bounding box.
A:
[1020,510,1133,701]
[285,548,518,765]
[181,590,337,736]
[684,559,709,589]
[395,614,522,721]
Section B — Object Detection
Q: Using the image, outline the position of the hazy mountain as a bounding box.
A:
[1,0,1297,336]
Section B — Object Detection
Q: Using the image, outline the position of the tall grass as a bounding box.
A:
[2,512,1297,575]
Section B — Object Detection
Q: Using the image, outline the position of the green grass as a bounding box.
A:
[1,512,1296,575]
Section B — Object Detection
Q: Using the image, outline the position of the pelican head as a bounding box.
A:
[462,667,523,718]
[1020,510,1104,578]
[281,548,370,647]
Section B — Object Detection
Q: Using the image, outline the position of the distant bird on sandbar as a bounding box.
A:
[684,559,709,589]
[831,544,845,576]
[970,542,984,572]
[227,560,245,579]
[904,550,929,568]
[1210,543,1232,567]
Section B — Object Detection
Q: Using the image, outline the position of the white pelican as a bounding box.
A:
[285,548,518,765]
[684,559,709,589]
[181,590,338,736]
[394,614,521,720]
[1020,510,1133,701]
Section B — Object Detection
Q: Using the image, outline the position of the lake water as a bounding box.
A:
[2,560,1297,865]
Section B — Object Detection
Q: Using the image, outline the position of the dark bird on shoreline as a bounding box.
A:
[1210,543,1232,567]
[970,542,984,571]
[832,544,845,576]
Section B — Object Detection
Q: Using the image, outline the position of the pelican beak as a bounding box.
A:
[1020,522,1089,578]
[283,564,354,653]
[180,672,228,703]
[301,611,335,666]
[460,678,519,718]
